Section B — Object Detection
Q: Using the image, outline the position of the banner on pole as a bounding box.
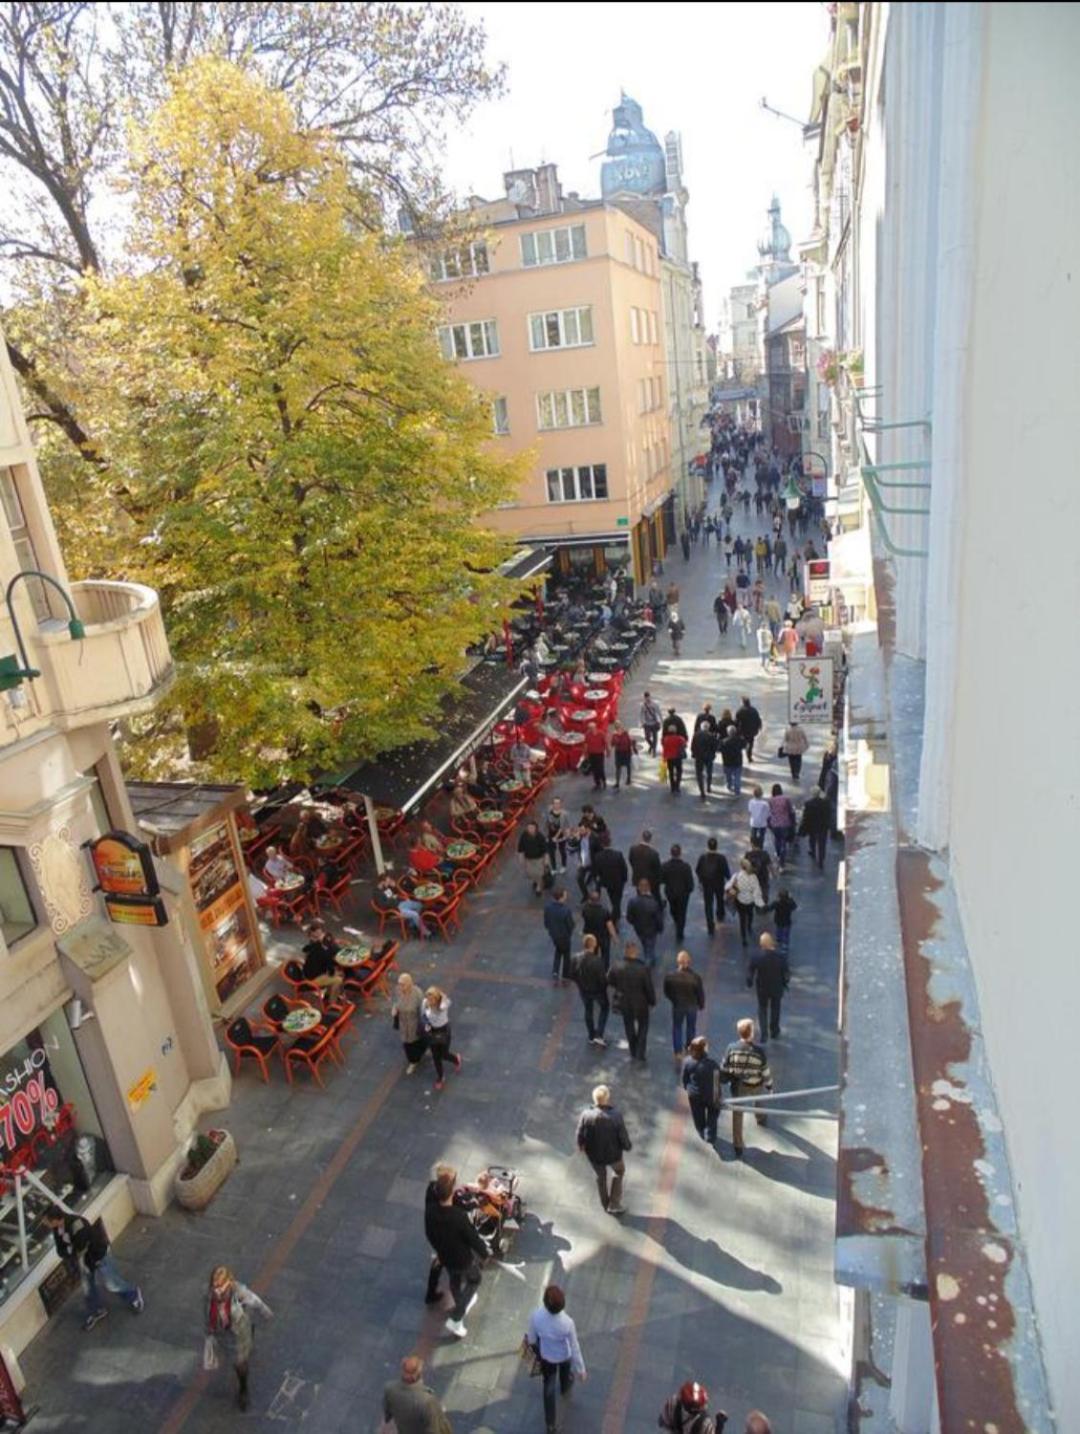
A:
[788,656,834,724]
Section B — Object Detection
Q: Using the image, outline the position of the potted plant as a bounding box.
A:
[174,1128,237,1211]
[816,348,841,388]
[841,349,864,386]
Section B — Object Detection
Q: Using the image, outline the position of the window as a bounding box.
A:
[544,463,608,503]
[630,307,640,344]
[492,396,510,435]
[0,849,35,948]
[528,306,594,351]
[536,387,601,430]
[520,224,587,268]
[438,320,499,361]
[625,232,634,264]
[634,236,644,271]
[648,310,658,345]
[430,241,489,282]
[0,468,50,620]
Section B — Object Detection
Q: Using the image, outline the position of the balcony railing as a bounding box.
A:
[33,580,174,727]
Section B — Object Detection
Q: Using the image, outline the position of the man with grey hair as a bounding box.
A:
[383,1353,452,1433]
[575,1084,632,1215]
[745,1412,772,1434]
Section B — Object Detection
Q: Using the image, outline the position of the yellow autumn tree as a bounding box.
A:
[73,56,525,786]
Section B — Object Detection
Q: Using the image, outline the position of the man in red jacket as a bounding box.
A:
[660,727,687,794]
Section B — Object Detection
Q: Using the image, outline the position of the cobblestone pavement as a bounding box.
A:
[22,485,849,1433]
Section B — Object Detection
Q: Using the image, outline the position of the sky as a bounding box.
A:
[439,1,829,328]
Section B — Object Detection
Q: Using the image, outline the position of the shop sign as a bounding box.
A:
[788,656,835,724]
[39,1257,81,1318]
[0,1057,59,1159]
[616,516,629,527]
[804,558,832,604]
[86,831,169,927]
[104,895,168,927]
[127,1069,158,1111]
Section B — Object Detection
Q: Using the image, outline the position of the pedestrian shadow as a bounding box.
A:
[742,1123,836,1194]
[509,1215,574,1268]
[619,1213,782,1293]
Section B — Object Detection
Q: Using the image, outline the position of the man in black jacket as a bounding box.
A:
[571,934,610,1046]
[628,830,662,895]
[734,696,762,763]
[659,845,695,942]
[575,1083,632,1212]
[799,786,831,869]
[592,843,628,922]
[719,727,746,795]
[423,1166,490,1338]
[690,723,718,799]
[661,708,688,740]
[45,1208,144,1331]
[580,887,617,968]
[626,880,665,968]
[607,940,657,1061]
[747,932,789,1041]
[543,887,575,983]
[663,950,706,1058]
[693,703,719,735]
[695,839,731,935]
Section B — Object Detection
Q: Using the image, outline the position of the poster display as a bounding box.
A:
[188,823,262,1002]
[804,558,832,604]
[788,656,835,724]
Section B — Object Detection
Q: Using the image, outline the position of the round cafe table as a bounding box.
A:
[276,873,306,892]
[499,778,525,794]
[477,809,504,826]
[335,943,373,968]
[446,840,477,861]
[282,1006,322,1036]
[413,882,444,903]
[587,672,612,685]
[583,689,609,702]
[568,708,597,726]
[374,806,399,823]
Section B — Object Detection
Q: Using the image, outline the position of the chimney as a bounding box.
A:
[535,163,562,215]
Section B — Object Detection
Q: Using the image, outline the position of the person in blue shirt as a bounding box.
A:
[525,1284,586,1434]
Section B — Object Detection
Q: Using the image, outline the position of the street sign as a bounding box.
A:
[788,656,835,724]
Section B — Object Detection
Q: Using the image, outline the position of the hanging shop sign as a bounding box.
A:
[189,823,261,1003]
[788,656,835,725]
[804,558,832,604]
[86,832,168,927]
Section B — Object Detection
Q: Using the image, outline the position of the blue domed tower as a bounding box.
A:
[756,194,799,286]
[601,94,666,199]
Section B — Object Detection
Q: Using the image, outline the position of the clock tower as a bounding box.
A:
[600,94,666,200]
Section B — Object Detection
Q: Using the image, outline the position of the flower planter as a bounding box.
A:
[174,1129,237,1211]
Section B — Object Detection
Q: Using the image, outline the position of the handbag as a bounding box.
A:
[202,1334,219,1371]
[777,746,786,758]
[519,1335,543,1377]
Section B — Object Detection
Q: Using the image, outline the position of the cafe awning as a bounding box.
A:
[500,546,553,583]
[318,662,528,815]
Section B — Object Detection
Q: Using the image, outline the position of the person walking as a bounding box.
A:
[661,724,687,794]
[747,785,769,847]
[610,721,637,788]
[204,1265,272,1410]
[45,1208,144,1333]
[747,932,789,1042]
[422,987,462,1091]
[571,934,610,1047]
[592,841,628,922]
[628,830,662,896]
[607,941,656,1060]
[659,1381,723,1433]
[580,886,617,968]
[721,1018,773,1157]
[583,723,609,791]
[764,594,783,639]
[424,1165,488,1338]
[517,820,550,896]
[719,724,746,796]
[766,783,797,869]
[756,621,774,672]
[525,1284,587,1434]
[383,1355,453,1434]
[745,841,775,905]
[799,786,831,869]
[640,692,662,756]
[660,844,695,942]
[726,857,765,949]
[732,603,751,649]
[661,706,688,741]
[545,798,573,874]
[734,697,762,763]
[680,1038,723,1146]
[663,951,705,1059]
[626,880,665,968]
[543,887,575,984]
[781,719,809,781]
[693,703,718,735]
[690,722,718,799]
[575,1084,632,1212]
[391,972,428,1074]
[766,887,798,952]
[695,838,731,936]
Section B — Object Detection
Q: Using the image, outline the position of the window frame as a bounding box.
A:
[520,223,587,269]
[544,462,609,504]
[437,319,500,362]
[0,467,52,621]
[491,396,510,435]
[536,386,602,431]
[527,305,595,352]
[430,241,489,283]
[0,847,38,951]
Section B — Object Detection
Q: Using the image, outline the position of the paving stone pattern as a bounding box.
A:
[22,488,849,1432]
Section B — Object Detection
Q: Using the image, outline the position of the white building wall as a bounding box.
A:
[939,5,1080,1424]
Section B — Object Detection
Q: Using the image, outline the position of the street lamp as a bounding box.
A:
[0,570,85,691]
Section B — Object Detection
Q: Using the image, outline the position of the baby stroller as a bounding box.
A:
[454,1165,525,1257]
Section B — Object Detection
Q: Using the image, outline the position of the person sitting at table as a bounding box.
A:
[450,782,483,826]
[418,821,455,877]
[264,845,303,887]
[509,737,533,786]
[300,921,345,1003]
[374,874,431,939]
[467,759,501,802]
[288,812,319,863]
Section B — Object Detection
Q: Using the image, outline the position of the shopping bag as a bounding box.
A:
[658,757,668,783]
[202,1335,219,1371]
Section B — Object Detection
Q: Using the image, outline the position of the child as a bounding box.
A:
[768,888,798,952]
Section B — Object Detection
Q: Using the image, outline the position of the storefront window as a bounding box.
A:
[0,1009,113,1303]
[0,849,36,949]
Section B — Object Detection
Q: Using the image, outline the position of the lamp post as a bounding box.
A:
[0,570,85,691]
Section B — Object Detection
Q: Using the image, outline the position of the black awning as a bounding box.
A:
[319,663,527,814]
[500,546,553,583]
